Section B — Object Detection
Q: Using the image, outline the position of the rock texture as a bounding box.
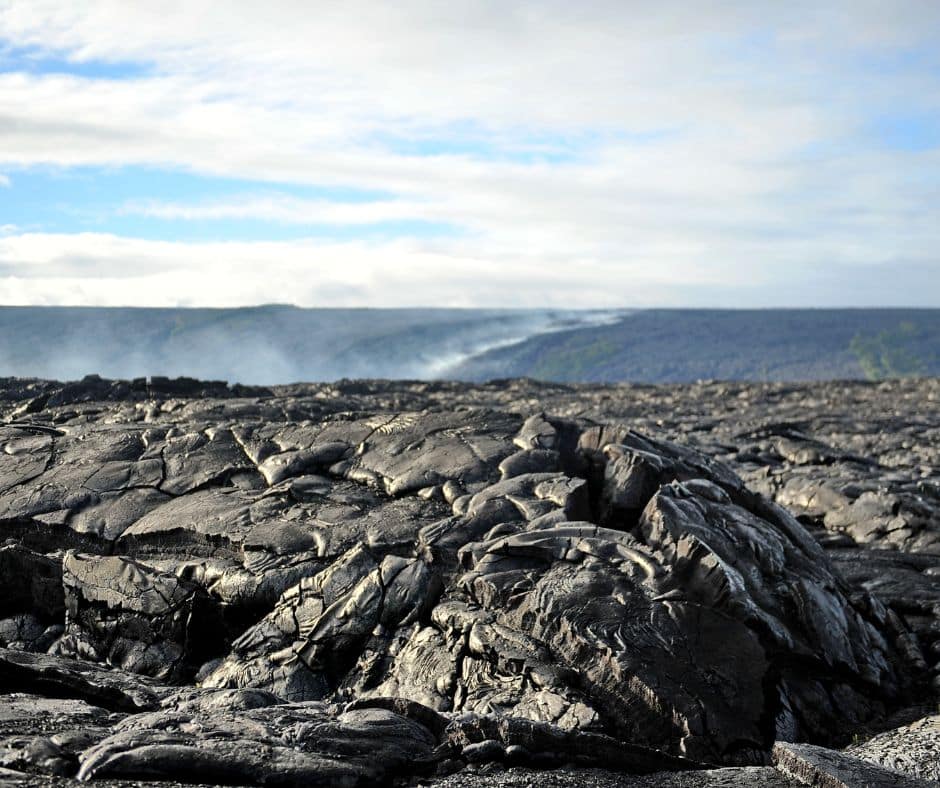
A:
[850,714,940,782]
[772,741,934,787]
[0,375,937,786]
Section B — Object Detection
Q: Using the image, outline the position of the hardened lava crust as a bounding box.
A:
[0,375,938,787]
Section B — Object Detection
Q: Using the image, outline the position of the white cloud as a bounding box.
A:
[0,2,938,306]
[0,173,10,187]
[120,196,433,225]
[0,231,935,309]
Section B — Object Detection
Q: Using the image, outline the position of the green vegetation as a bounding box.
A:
[850,321,929,380]
[531,338,619,380]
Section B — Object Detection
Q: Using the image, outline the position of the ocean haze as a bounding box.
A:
[1,306,937,385]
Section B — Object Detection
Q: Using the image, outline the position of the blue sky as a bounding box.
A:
[3,166,461,242]
[0,1,938,307]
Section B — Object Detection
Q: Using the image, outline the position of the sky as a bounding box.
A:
[0,1,938,308]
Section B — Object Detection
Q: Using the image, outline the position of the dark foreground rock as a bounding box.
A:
[0,376,938,786]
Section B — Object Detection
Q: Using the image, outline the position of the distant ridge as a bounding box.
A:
[451,308,940,383]
[0,306,937,384]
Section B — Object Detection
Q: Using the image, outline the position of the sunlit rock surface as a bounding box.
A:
[0,375,937,786]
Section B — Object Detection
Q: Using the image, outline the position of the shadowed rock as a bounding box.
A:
[56,552,224,682]
[0,376,935,786]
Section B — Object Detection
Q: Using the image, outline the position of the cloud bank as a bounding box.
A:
[0,1,938,306]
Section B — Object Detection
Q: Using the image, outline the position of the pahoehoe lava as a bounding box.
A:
[0,375,938,786]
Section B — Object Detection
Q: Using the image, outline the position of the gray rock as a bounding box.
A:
[420,766,801,787]
[772,741,934,787]
[0,376,936,786]
[849,714,940,782]
[77,703,439,785]
[0,648,165,713]
[57,552,224,682]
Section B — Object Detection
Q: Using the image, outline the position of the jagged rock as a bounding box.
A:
[74,694,702,786]
[203,546,441,700]
[440,713,701,773]
[637,482,904,740]
[68,487,172,543]
[345,410,521,496]
[115,488,255,559]
[77,702,439,785]
[451,521,769,762]
[0,648,165,712]
[829,549,940,617]
[430,434,915,760]
[367,600,601,729]
[158,427,258,495]
[0,376,936,786]
[828,549,940,676]
[418,471,591,567]
[57,552,225,682]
